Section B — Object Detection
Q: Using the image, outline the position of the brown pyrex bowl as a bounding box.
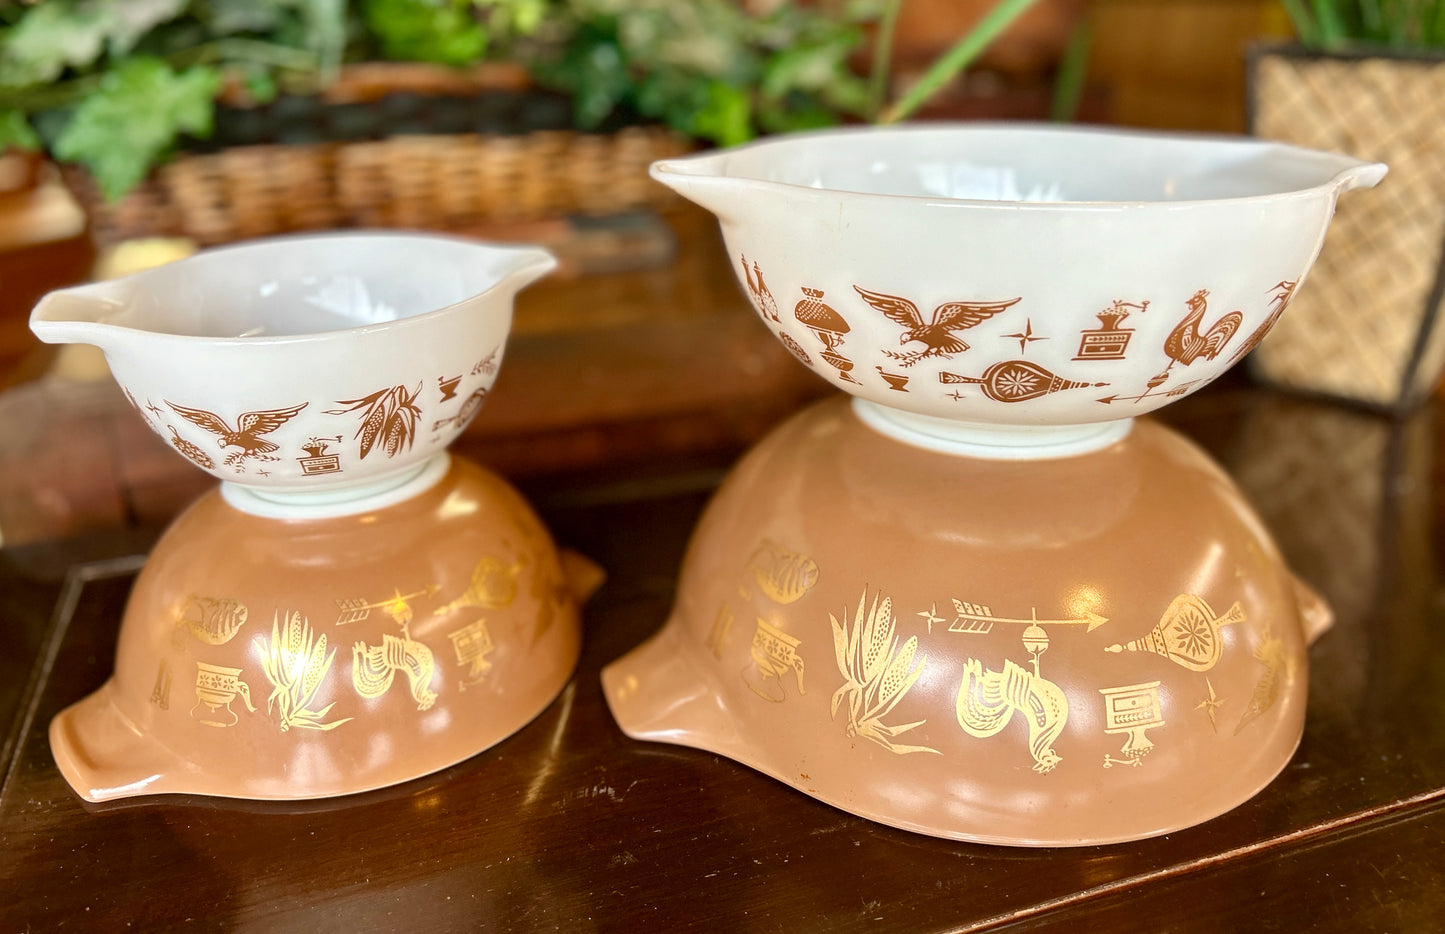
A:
[603,398,1330,846]
[52,456,591,802]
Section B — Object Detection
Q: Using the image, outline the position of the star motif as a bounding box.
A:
[1195,677,1223,731]
[1003,319,1047,354]
[918,603,944,634]
[146,401,163,417]
[257,468,271,477]
[947,389,967,402]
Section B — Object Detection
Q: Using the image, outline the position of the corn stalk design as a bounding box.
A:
[830,588,939,756]
[326,384,422,459]
[255,611,351,732]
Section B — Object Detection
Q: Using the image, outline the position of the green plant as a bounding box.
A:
[1281,0,1445,49]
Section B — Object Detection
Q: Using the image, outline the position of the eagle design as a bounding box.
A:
[855,285,1021,367]
[166,401,308,469]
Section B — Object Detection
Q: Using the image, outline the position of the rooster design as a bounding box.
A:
[166,401,307,469]
[854,286,1021,367]
[956,657,1068,773]
[1161,288,1243,374]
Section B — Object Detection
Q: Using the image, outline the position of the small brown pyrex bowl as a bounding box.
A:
[603,398,1330,846]
[52,456,589,802]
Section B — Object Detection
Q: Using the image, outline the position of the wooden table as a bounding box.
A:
[1,385,1442,932]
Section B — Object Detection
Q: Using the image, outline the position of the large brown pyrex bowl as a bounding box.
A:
[52,456,589,802]
[603,398,1330,846]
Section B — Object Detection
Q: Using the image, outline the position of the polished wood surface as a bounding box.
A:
[2,386,1442,931]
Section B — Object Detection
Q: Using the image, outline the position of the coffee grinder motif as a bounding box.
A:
[1074,300,1148,361]
[191,662,257,728]
[447,618,495,689]
[744,618,807,702]
[297,436,344,477]
[795,287,859,383]
[1099,681,1165,767]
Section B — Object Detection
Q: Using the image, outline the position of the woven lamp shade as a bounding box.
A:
[1248,47,1445,410]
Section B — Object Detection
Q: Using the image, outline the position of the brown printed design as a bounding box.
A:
[1229,279,1298,365]
[742,256,779,322]
[1075,300,1148,361]
[438,375,461,402]
[1157,288,1243,380]
[167,425,215,469]
[830,589,939,756]
[327,384,422,460]
[167,401,308,471]
[297,436,344,476]
[778,332,813,366]
[471,348,499,376]
[940,360,1106,403]
[876,367,910,391]
[795,287,860,384]
[1002,319,1047,355]
[1099,681,1165,768]
[854,285,1020,367]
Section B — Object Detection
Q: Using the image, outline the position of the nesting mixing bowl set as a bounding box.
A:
[31,124,1384,846]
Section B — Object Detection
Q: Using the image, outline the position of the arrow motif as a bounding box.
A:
[948,598,1108,634]
[1096,377,1200,406]
[335,585,441,626]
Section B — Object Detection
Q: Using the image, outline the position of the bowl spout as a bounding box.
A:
[29,281,128,348]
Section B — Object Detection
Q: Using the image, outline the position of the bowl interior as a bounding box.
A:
[105,234,534,339]
[708,125,1358,203]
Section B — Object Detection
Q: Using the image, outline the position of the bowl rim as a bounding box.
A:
[651,121,1387,211]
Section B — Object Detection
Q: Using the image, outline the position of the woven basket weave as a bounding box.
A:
[64,126,694,249]
[1248,46,1445,410]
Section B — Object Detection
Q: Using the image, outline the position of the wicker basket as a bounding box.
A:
[61,64,695,249]
[1247,45,1445,411]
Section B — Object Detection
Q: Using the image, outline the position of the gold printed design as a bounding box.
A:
[744,618,806,702]
[854,285,1021,367]
[326,384,422,459]
[191,662,257,728]
[941,360,1107,403]
[1100,681,1164,768]
[742,255,780,322]
[150,660,172,710]
[342,587,439,710]
[1105,595,1245,672]
[706,604,733,660]
[1002,319,1047,354]
[748,540,820,605]
[957,658,1068,773]
[433,558,520,616]
[1230,280,1297,365]
[167,401,308,470]
[256,611,351,732]
[448,618,494,689]
[1196,677,1224,731]
[948,600,1108,635]
[175,594,248,645]
[298,436,344,476]
[1235,624,1293,735]
[1075,300,1147,361]
[830,589,939,755]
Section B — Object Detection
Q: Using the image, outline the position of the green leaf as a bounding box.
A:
[688,80,752,147]
[0,1,111,85]
[362,0,488,66]
[0,110,40,150]
[54,56,220,202]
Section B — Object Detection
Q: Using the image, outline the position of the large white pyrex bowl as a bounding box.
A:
[651,124,1385,458]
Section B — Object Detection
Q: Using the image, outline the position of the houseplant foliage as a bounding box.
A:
[0,0,882,201]
[1280,0,1445,49]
